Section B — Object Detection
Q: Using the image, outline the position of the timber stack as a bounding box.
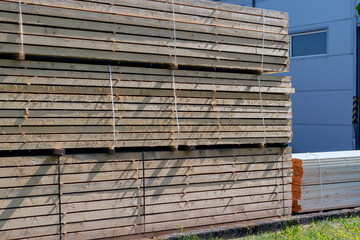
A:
[0,0,293,239]
[292,151,360,213]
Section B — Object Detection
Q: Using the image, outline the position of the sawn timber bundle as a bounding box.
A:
[0,59,293,151]
[0,0,288,72]
[0,147,292,240]
[292,151,360,213]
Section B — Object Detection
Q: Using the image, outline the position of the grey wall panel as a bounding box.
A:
[292,90,353,125]
[290,54,354,91]
[255,0,353,27]
[212,0,357,152]
[292,124,353,153]
[290,19,353,56]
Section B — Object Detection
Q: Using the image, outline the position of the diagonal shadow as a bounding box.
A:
[0,155,59,230]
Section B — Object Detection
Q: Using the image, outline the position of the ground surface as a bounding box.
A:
[239,216,360,240]
[161,208,360,240]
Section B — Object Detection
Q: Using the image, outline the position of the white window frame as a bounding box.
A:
[290,29,328,58]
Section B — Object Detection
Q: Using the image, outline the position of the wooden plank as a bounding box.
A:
[0,204,59,220]
[60,146,290,162]
[0,155,57,167]
[143,205,292,234]
[149,0,289,19]
[144,199,292,223]
[0,110,292,120]
[0,138,292,151]
[142,146,291,160]
[75,0,288,26]
[0,75,292,89]
[0,59,291,82]
[0,118,291,127]
[62,207,291,237]
[0,185,58,198]
[293,197,360,213]
[0,83,291,100]
[6,0,287,34]
[0,77,293,94]
[0,154,290,178]
[293,181,360,200]
[293,172,360,185]
[0,214,59,231]
[143,162,292,178]
[0,33,288,66]
[0,43,288,72]
[60,178,291,200]
[57,167,292,185]
[0,165,58,177]
[0,225,60,240]
[0,195,59,209]
[1,9,287,47]
[0,102,292,113]
[143,170,292,188]
[1,132,292,143]
[63,226,142,240]
[61,197,291,225]
[59,186,291,214]
[2,0,289,40]
[0,175,58,188]
[0,22,289,58]
[144,186,292,207]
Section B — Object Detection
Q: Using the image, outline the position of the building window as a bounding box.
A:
[291,30,327,57]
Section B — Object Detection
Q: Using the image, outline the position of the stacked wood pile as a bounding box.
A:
[292,151,360,213]
[0,0,292,151]
[0,0,289,72]
[0,59,292,150]
[0,147,292,240]
[0,0,292,238]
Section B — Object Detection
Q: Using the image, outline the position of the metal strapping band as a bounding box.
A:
[142,152,146,236]
[258,76,266,144]
[57,156,62,240]
[311,153,324,212]
[171,0,180,149]
[109,65,116,150]
[281,146,286,216]
[18,0,25,59]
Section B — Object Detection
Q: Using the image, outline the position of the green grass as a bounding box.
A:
[241,216,360,240]
[175,216,360,240]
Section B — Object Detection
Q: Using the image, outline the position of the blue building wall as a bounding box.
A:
[212,0,358,153]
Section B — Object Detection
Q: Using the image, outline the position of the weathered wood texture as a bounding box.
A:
[0,147,292,239]
[0,59,293,151]
[292,151,360,213]
[0,0,288,72]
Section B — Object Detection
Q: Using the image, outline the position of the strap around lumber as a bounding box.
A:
[258,76,266,144]
[171,0,180,149]
[18,0,25,59]
[109,65,116,150]
[261,10,265,72]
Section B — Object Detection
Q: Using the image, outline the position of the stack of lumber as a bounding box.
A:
[0,0,292,238]
[0,59,293,151]
[0,147,292,240]
[0,0,288,72]
[292,151,360,213]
